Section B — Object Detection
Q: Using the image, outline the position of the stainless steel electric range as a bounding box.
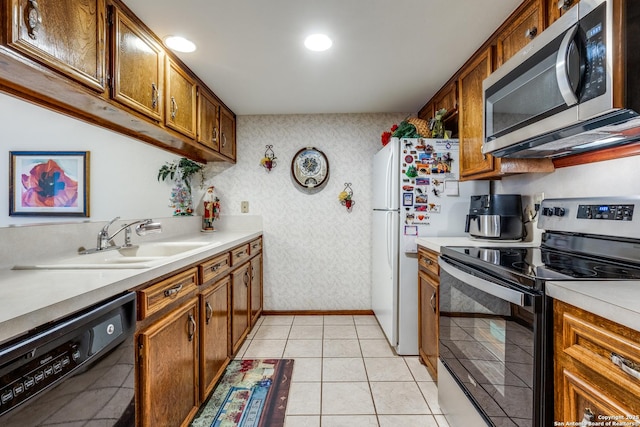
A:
[437,196,640,427]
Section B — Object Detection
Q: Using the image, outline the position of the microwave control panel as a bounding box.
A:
[580,2,607,102]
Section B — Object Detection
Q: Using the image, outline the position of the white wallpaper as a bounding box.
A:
[208,113,408,311]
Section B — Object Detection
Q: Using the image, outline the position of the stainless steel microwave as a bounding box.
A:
[483,0,640,159]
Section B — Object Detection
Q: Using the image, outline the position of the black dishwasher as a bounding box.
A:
[0,292,136,426]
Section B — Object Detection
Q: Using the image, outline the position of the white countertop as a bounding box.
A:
[417,235,640,332]
[0,229,261,344]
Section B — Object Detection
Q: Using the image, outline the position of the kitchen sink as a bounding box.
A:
[13,241,220,270]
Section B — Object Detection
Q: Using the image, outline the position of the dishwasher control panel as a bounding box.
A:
[0,336,88,415]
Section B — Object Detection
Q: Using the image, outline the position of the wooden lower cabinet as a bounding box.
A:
[231,262,251,353]
[199,276,230,401]
[250,253,263,326]
[554,300,640,426]
[138,296,199,427]
[417,247,440,379]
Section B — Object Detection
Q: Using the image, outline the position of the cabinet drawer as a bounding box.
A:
[249,238,262,255]
[558,301,640,393]
[200,253,231,285]
[231,244,250,266]
[418,248,439,276]
[138,268,198,320]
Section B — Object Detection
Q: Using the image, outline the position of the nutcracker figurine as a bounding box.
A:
[202,186,220,231]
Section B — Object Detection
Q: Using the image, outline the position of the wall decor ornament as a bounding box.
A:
[9,151,89,217]
[157,157,206,216]
[260,144,277,172]
[202,186,220,231]
[338,183,355,212]
[291,147,329,193]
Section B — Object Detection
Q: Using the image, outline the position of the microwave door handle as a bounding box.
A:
[556,24,580,106]
[439,257,526,307]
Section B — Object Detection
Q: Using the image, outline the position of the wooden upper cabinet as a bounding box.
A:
[417,101,434,121]
[165,57,197,138]
[548,0,579,27]
[496,0,545,67]
[7,0,107,92]
[219,106,236,160]
[197,88,221,152]
[433,81,457,114]
[459,48,494,178]
[110,6,163,121]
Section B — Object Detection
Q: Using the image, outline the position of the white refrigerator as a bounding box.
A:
[371,137,488,355]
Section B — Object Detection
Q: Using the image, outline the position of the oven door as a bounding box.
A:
[438,256,549,427]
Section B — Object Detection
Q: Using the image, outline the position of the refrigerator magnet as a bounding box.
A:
[403,193,413,206]
[404,225,418,236]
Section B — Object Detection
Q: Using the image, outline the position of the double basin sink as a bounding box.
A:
[13,241,220,270]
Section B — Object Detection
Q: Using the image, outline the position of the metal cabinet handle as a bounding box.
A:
[236,251,244,258]
[222,132,227,147]
[558,0,573,11]
[611,352,640,380]
[164,283,183,297]
[26,0,42,39]
[205,302,213,325]
[212,127,218,143]
[170,96,178,120]
[187,314,196,342]
[210,263,220,272]
[243,271,250,286]
[430,292,437,312]
[424,258,433,266]
[151,83,158,109]
[525,26,538,40]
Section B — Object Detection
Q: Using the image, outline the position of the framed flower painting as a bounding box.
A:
[9,151,90,217]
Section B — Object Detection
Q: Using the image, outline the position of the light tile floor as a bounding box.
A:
[235,314,450,427]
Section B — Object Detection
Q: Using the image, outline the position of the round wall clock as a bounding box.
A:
[291,147,329,192]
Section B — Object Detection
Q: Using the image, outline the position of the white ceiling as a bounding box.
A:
[122,0,522,115]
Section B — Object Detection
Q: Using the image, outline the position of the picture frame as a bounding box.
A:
[9,151,90,217]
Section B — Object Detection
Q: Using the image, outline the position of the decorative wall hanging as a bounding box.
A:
[202,186,220,232]
[338,183,355,212]
[291,147,329,193]
[157,157,206,216]
[10,151,90,217]
[260,145,277,172]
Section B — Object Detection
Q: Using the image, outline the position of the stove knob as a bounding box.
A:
[542,207,554,216]
[554,207,566,217]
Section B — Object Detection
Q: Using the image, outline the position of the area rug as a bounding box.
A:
[191,359,294,427]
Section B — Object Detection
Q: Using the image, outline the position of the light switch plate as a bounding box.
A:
[241,201,249,213]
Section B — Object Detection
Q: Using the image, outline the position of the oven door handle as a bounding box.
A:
[439,257,526,307]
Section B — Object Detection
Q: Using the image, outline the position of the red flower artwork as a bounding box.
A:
[21,159,78,208]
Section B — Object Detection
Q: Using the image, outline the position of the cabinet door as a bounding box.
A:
[433,81,457,115]
[459,48,494,178]
[165,57,197,138]
[7,0,106,92]
[418,270,438,379]
[111,7,163,121]
[231,263,250,353]
[197,89,220,151]
[200,277,230,401]
[559,369,640,426]
[496,0,544,67]
[219,107,236,160]
[138,297,199,427]
[250,254,263,326]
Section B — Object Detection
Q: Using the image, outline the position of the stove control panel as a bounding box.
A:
[576,204,634,221]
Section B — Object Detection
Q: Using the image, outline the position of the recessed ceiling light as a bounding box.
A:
[163,36,196,53]
[304,34,332,52]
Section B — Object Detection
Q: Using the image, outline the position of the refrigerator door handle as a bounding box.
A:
[385,152,393,208]
[386,212,393,268]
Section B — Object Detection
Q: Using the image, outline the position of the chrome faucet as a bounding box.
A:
[81,217,162,254]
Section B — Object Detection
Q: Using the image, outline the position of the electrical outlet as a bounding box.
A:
[533,192,544,205]
[241,201,249,213]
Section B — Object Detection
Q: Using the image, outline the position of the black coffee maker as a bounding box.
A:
[465,194,524,240]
